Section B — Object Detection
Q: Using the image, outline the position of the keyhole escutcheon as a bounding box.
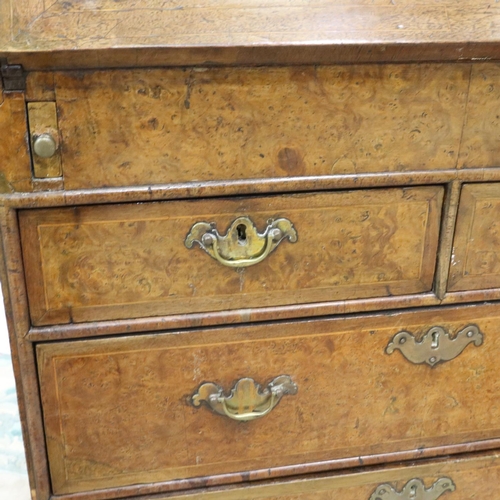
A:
[431,331,440,349]
[237,224,247,244]
[409,484,417,498]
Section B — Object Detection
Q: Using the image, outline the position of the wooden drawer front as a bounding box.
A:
[38,304,499,494]
[449,183,500,291]
[161,452,500,499]
[20,187,442,326]
[52,64,468,189]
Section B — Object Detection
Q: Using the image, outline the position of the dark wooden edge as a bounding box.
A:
[26,293,440,341]
[3,169,500,210]
[26,292,500,343]
[0,205,51,500]
[46,438,500,500]
[4,41,500,72]
[434,180,462,299]
[419,186,445,291]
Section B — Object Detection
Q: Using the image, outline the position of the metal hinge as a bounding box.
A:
[0,59,26,92]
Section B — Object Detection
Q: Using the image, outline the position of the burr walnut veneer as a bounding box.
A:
[7,2,500,500]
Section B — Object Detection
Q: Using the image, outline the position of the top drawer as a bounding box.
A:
[19,186,442,327]
[35,64,468,189]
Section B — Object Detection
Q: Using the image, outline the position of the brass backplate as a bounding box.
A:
[386,325,483,367]
[27,101,62,178]
[370,477,456,499]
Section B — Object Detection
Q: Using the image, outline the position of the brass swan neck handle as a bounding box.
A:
[191,376,298,422]
[218,389,278,421]
[185,216,297,268]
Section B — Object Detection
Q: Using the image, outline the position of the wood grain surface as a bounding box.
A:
[19,187,442,326]
[6,5,500,500]
[14,62,500,193]
[0,91,32,193]
[10,63,500,193]
[37,303,500,494]
[52,65,469,189]
[458,63,500,170]
[449,183,500,291]
[4,1,500,69]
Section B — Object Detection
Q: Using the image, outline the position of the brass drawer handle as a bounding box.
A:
[370,477,455,499]
[191,376,298,422]
[185,216,297,268]
[386,325,483,367]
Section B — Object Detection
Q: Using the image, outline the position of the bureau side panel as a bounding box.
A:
[53,64,469,189]
[37,303,500,494]
[19,187,442,326]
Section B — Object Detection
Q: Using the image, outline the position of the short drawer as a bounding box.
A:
[449,183,500,292]
[20,186,442,326]
[38,303,499,494]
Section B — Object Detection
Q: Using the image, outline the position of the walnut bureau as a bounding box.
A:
[6,2,500,500]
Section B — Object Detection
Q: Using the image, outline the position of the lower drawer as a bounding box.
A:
[161,451,500,499]
[38,303,500,495]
